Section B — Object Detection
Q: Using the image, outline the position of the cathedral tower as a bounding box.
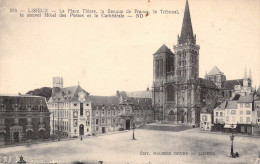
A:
[152,0,203,125]
[174,0,200,82]
[173,0,200,125]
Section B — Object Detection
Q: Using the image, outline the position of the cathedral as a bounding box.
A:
[152,0,220,126]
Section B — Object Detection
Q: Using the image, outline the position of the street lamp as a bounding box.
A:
[230,123,235,156]
[229,123,240,158]
[132,113,136,140]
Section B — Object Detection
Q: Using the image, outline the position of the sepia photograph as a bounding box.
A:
[0,0,260,163]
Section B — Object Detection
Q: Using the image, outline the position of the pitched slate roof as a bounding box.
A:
[222,79,243,90]
[125,90,152,99]
[237,95,253,103]
[198,78,218,89]
[88,96,120,106]
[207,66,223,75]
[0,95,47,111]
[126,97,152,107]
[226,101,237,109]
[215,101,227,110]
[48,85,89,103]
[154,44,174,54]
[256,86,260,96]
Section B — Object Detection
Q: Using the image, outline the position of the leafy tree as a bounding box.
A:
[26,87,52,100]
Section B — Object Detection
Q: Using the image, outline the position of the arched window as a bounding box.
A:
[167,56,174,72]
[166,85,175,101]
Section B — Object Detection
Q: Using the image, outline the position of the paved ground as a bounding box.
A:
[0,127,260,164]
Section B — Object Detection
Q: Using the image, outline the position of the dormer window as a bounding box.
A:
[13,104,19,111]
[39,105,44,112]
[27,104,33,111]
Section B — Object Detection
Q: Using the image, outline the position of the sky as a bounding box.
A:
[0,0,259,96]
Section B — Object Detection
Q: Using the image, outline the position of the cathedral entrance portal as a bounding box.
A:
[177,109,186,123]
[13,132,19,142]
[79,124,84,135]
[181,116,185,123]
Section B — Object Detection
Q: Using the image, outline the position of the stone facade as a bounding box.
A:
[206,66,253,101]
[152,0,220,126]
[0,95,50,145]
[48,77,92,138]
[90,94,153,135]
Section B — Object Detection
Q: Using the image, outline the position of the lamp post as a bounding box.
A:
[230,123,235,157]
[51,111,55,141]
[132,113,136,140]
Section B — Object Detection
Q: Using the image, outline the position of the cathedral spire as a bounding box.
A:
[178,0,195,44]
[244,66,247,79]
[249,68,252,79]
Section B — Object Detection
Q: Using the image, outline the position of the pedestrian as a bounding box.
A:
[80,136,82,141]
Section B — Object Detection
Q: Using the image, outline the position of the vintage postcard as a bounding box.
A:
[0,0,259,163]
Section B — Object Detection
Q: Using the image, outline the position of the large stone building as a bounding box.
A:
[48,77,92,138]
[90,91,153,135]
[205,66,253,100]
[48,77,153,137]
[152,0,220,126]
[0,95,50,145]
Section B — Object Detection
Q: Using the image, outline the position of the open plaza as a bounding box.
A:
[0,125,259,164]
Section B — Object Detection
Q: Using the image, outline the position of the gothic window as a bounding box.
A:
[159,59,163,77]
[167,56,174,72]
[156,60,159,77]
[166,85,175,101]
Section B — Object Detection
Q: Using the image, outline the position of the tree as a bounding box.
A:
[26,87,52,100]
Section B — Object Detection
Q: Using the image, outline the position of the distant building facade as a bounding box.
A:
[252,87,260,135]
[200,112,212,131]
[90,92,153,135]
[0,95,50,145]
[205,66,226,89]
[48,77,92,138]
[212,94,260,135]
[205,67,253,100]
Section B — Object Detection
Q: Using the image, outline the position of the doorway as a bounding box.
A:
[79,124,84,135]
[39,130,45,139]
[126,119,130,130]
[181,116,185,123]
[102,127,106,133]
[26,130,33,140]
[13,132,19,142]
[168,110,175,122]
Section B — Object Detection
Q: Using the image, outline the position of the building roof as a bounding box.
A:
[222,79,243,90]
[89,95,120,106]
[154,44,174,54]
[207,66,223,75]
[237,95,253,103]
[125,90,152,99]
[198,78,218,89]
[89,91,153,109]
[48,85,89,103]
[218,101,227,109]
[226,101,237,109]
[0,95,47,111]
[256,86,260,96]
